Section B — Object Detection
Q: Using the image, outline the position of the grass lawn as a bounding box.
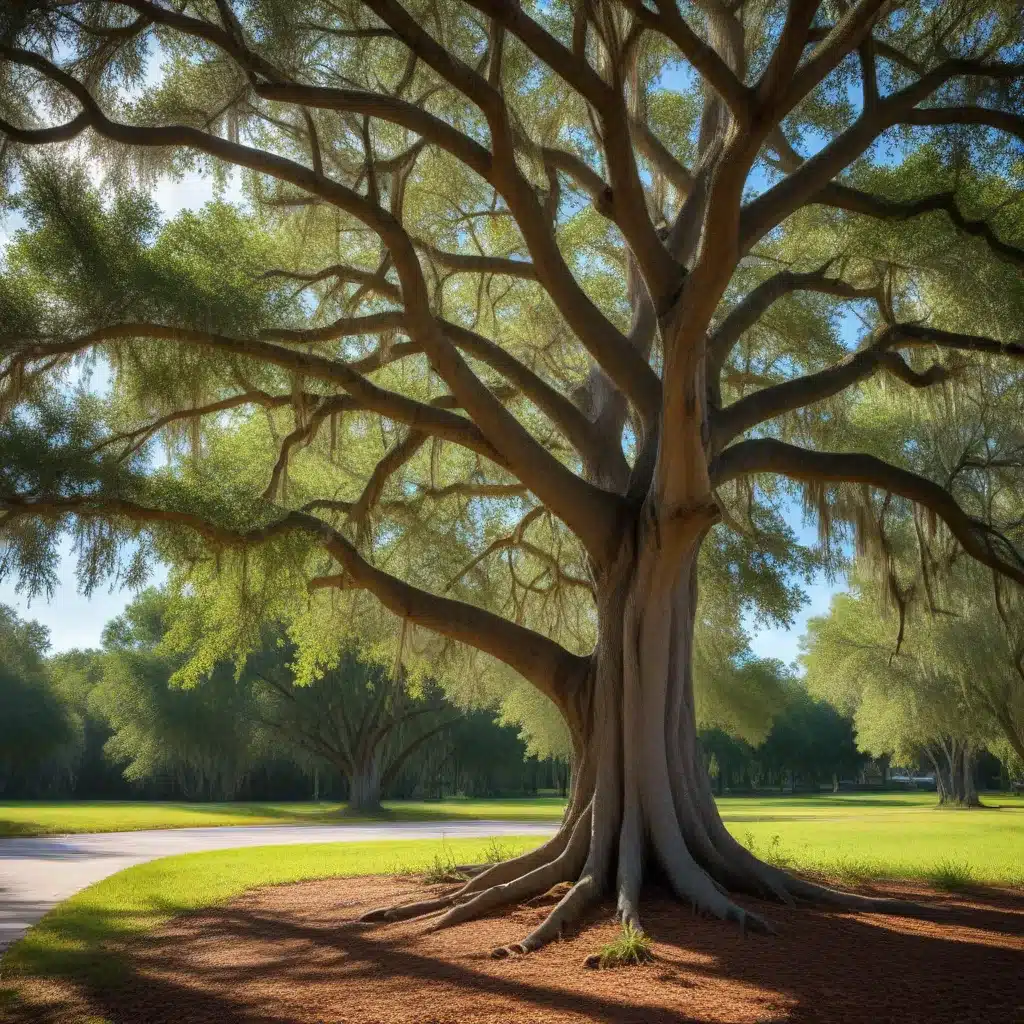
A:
[0,797,569,836]
[717,792,1024,887]
[726,803,1024,886]
[3,791,1021,837]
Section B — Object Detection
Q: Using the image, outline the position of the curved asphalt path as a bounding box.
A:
[0,820,556,953]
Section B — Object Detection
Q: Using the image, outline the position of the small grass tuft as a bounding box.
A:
[421,848,469,885]
[810,855,880,885]
[929,858,974,892]
[483,837,513,864]
[586,922,654,969]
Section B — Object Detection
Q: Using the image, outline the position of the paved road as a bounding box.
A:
[0,820,556,953]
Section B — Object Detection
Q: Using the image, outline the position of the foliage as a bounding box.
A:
[700,686,867,793]
[19,586,567,805]
[0,606,77,795]
[93,590,265,800]
[802,557,1024,794]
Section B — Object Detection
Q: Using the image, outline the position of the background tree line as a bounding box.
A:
[3,582,1017,808]
[0,589,567,806]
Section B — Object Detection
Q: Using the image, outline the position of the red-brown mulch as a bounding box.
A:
[8,875,1024,1024]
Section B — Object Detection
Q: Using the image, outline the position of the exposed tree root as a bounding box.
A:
[429,804,593,933]
[360,894,459,923]
[359,533,922,956]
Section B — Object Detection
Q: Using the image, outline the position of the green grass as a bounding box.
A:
[928,858,975,892]
[728,794,1024,886]
[0,797,569,836]
[3,791,1022,837]
[4,794,1019,835]
[0,836,541,985]
[589,923,654,969]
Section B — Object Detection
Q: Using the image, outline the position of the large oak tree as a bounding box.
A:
[2,0,1024,952]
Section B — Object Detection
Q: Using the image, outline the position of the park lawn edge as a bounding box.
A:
[3,792,1021,837]
[0,798,570,837]
[0,836,542,988]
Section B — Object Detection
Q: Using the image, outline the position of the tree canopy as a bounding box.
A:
[2,0,1023,951]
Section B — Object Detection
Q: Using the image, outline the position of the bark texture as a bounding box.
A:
[928,741,981,809]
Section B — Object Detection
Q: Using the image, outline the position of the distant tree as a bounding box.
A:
[756,686,865,792]
[48,648,131,797]
[248,644,455,812]
[93,590,263,800]
[699,728,756,795]
[803,582,995,806]
[0,606,75,794]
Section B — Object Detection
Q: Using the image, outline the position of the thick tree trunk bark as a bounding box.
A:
[362,512,907,952]
[347,760,383,814]
[933,741,981,808]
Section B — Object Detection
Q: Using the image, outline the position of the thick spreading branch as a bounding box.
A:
[0,45,627,559]
[811,184,1024,270]
[741,58,1024,250]
[9,323,504,464]
[712,439,1024,588]
[712,344,946,448]
[713,320,1024,445]
[621,0,751,120]
[0,494,587,711]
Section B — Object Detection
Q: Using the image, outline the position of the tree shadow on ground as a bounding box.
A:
[4,878,1022,1024]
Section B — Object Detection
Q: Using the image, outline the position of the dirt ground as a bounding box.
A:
[6,875,1023,1024]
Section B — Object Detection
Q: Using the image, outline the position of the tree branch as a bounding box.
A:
[0,47,627,556]
[810,183,1024,270]
[0,494,589,710]
[10,323,504,464]
[741,58,1024,250]
[619,0,751,120]
[708,267,884,385]
[713,319,1024,445]
[711,439,1024,587]
[414,240,537,281]
[713,343,947,447]
[772,0,887,118]
[254,81,493,179]
[0,111,90,145]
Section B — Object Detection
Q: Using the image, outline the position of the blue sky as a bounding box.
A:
[744,518,844,670]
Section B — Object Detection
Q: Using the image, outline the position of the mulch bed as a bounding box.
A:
[7,875,1024,1024]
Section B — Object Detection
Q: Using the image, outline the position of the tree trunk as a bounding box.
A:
[362,514,899,952]
[934,741,981,808]
[347,759,383,814]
